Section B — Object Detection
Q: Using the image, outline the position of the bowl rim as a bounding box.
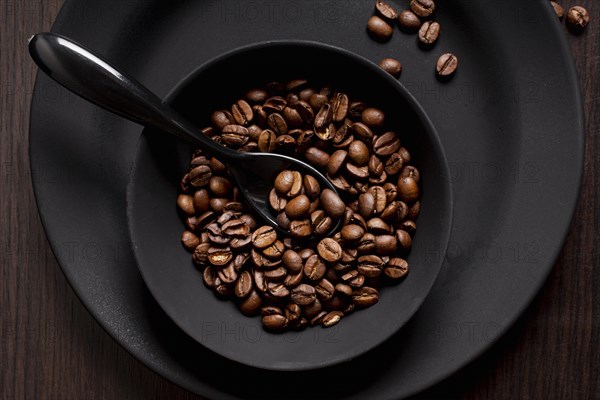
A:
[127,39,454,371]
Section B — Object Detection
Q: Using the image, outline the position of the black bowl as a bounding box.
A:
[127,41,453,371]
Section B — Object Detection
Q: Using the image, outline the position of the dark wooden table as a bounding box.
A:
[1,1,597,399]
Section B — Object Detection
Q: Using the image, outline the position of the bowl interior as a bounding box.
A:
[127,41,452,371]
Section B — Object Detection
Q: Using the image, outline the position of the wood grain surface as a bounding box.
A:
[1,1,597,399]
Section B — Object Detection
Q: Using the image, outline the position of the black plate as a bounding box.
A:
[127,40,453,370]
[29,0,583,398]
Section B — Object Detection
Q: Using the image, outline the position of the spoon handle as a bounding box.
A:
[28,32,242,160]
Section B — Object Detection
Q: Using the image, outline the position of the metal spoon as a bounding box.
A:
[28,32,342,238]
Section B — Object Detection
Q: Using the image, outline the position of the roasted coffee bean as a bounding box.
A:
[320,189,346,219]
[258,129,277,152]
[285,194,311,219]
[385,153,404,175]
[367,15,394,41]
[410,0,435,17]
[400,220,417,236]
[321,310,343,328]
[291,284,317,306]
[436,53,459,77]
[189,165,212,187]
[294,100,315,123]
[317,238,343,262]
[238,290,262,316]
[383,182,399,202]
[265,266,287,281]
[305,147,330,168]
[263,96,287,113]
[203,266,217,287]
[218,263,238,284]
[375,0,398,22]
[283,107,304,126]
[285,303,302,323]
[276,212,291,230]
[385,258,409,279]
[303,175,321,199]
[315,278,335,301]
[418,21,440,45]
[396,229,413,250]
[329,174,352,193]
[211,110,233,130]
[351,122,374,141]
[222,124,250,146]
[309,93,328,111]
[362,107,385,129]
[209,157,227,175]
[181,231,200,251]
[207,247,233,266]
[262,314,288,332]
[263,240,286,259]
[192,243,210,266]
[357,255,385,278]
[327,150,348,176]
[197,210,217,228]
[288,171,303,197]
[231,236,252,250]
[284,270,304,288]
[401,165,421,182]
[209,176,232,197]
[347,271,366,288]
[367,218,391,234]
[368,155,384,177]
[348,101,366,119]
[314,103,333,130]
[335,283,353,297]
[375,235,398,255]
[398,10,422,32]
[246,88,269,103]
[222,219,251,237]
[262,306,283,316]
[298,88,315,102]
[304,254,327,280]
[233,253,250,271]
[381,201,409,222]
[209,198,229,212]
[274,170,294,195]
[358,192,376,218]
[352,286,379,308]
[378,58,402,78]
[357,233,377,254]
[369,186,387,214]
[311,210,333,236]
[332,93,349,122]
[269,188,287,212]
[289,219,313,238]
[310,311,328,326]
[374,131,401,156]
[268,282,290,298]
[566,6,590,33]
[252,226,277,249]
[398,176,420,203]
[298,248,315,260]
[550,1,564,19]
[346,164,370,180]
[232,99,254,125]
[348,140,370,166]
[267,113,288,135]
[341,224,365,242]
[282,250,304,273]
[214,282,234,298]
[276,134,296,151]
[177,194,195,215]
[253,268,267,292]
[398,147,412,163]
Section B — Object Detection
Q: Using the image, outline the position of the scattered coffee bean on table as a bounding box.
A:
[398,10,423,32]
[436,53,458,78]
[418,21,441,46]
[378,58,403,78]
[566,6,590,34]
[410,0,436,18]
[178,79,421,332]
[367,15,394,42]
[375,0,399,23]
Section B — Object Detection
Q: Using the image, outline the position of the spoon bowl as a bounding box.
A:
[28,32,341,238]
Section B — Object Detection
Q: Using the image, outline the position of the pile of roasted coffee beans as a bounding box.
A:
[177,79,420,332]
